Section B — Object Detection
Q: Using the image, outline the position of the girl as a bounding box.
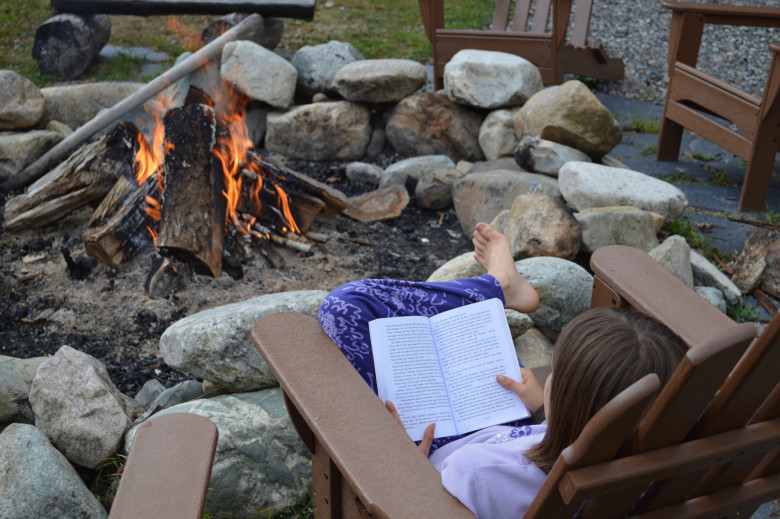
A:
[319,223,686,518]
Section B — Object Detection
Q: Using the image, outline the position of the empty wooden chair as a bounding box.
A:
[417,0,625,88]
[655,1,780,212]
[251,243,780,518]
[109,413,218,519]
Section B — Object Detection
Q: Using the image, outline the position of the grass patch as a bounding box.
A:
[659,172,698,184]
[622,116,661,134]
[690,152,717,161]
[666,215,724,262]
[704,165,738,187]
[766,210,780,224]
[638,146,656,157]
[727,300,759,323]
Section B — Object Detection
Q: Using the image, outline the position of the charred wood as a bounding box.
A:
[32,14,110,79]
[157,101,226,277]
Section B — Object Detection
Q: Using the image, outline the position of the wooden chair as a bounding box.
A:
[251,244,780,518]
[655,1,780,212]
[417,0,625,88]
[109,413,218,519]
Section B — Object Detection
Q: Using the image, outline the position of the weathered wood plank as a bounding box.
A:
[51,0,316,20]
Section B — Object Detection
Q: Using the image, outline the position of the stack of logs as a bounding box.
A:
[3,87,347,278]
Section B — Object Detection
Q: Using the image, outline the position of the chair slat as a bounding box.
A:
[569,0,594,47]
[509,0,532,32]
[530,0,552,33]
[493,0,513,31]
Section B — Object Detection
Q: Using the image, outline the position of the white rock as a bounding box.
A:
[649,235,694,288]
[332,59,427,103]
[559,162,688,221]
[221,40,297,109]
[479,107,522,161]
[690,248,742,305]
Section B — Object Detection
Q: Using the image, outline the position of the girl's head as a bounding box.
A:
[526,307,686,473]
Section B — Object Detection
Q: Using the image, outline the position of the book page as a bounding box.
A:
[370,316,457,441]
[430,299,529,434]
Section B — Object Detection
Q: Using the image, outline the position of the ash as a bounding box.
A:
[0,154,471,395]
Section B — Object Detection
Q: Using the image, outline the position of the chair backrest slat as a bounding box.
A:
[569,0,594,46]
[493,0,513,31]
[530,0,552,33]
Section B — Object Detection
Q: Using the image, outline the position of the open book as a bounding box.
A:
[370,298,530,441]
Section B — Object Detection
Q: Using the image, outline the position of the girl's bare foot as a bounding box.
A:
[473,223,539,313]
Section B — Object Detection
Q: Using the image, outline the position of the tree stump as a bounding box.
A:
[32,14,111,79]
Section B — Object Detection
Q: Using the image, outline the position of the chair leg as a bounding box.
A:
[738,135,778,212]
[656,115,685,162]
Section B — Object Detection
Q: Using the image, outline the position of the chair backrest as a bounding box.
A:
[109,413,218,519]
[579,245,780,518]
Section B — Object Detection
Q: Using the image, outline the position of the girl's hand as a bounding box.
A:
[497,368,544,413]
[385,400,435,456]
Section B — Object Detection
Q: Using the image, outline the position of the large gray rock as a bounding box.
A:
[0,125,67,182]
[0,70,45,130]
[292,40,364,98]
[649,235,694,288]
[415,168,465,210]
[221,40,297,109]
[490,193,581,260]
[39,82,144,128]
[444,50,543,109]
[690,248,742,305]
[695,286,727,313]
[427,252,486,282]
[479,107,522,161]
[332,59,427,103]
[574,208,660,252]
[515,256,594,332]
[125,389,310,519]
[28,346,131,469]
[515,80,622,158]
[0,424,107,519]
[151,380,205,410]
[0,365,33,423]
[514,135,591,177]
[380,155,456,187]
[0,355,46,385]
[266,101,371,161]
[386,92,484,161]
[160,290,327,392]
[452,170,560,234]
[514,327,554,369]
[559,162,688,221]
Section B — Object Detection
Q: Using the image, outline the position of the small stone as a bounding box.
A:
[344,185,410,222]
[649,235,694,288]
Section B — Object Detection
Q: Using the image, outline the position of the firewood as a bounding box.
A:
[2,13,265,192]
[157,101,226,278]
[82,174,160,268]
[3,136,113,232]
[32,14,110,79]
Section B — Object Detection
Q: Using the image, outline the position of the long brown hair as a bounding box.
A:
[525,308,686,473]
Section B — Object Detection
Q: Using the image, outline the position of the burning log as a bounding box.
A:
[157,97,227,277]
[32,14,111,79]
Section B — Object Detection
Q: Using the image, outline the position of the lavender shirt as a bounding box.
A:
[429,423,548,518]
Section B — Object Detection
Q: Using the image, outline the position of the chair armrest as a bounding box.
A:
[109,413,218,519]
[252,312,474,518]
[418,0,445,43]
[590,245,752,349]
[661,1,780,26]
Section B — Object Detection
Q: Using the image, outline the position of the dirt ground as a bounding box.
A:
[0,155,472,395]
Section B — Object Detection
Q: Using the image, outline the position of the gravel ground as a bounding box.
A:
[586,0,779,103]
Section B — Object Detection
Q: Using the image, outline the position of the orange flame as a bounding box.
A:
[275,185,301,234]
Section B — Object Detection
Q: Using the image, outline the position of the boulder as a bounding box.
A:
[649,235,694,288]
[452,170,560,234]
[690,248,742,305]
[0,70,45,130]
[427,251,486,282]
[380,155,455,188]
[514,328,554,369]
[0,126,67,183]
[515,80,622,158]
[695,286,727,313]
[332,59,427,103]
[559,162,688,221]
[514,135,591,177]
[444,50,543,109]
[0,424,107,519]
[574,208,659,252]
[221,40,297,109]
[266,101,371,161]
[28,346,131,469]
[386,92,484,161]
[415,168,465,210]
[160,290,327,392]
[292,40,364,98]
[479,107,522,161]
[515,256,594,332]
[0,365,33,423]
[39,82,143,129]
[490,193,581,260]
[125,389,310,519]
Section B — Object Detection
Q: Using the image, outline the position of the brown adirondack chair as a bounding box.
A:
[655,1,780,212]
[251,244,780,518]
[418,0,625,89]
[109,413,218,519]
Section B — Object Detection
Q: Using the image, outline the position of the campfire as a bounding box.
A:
[4,83,347,282]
